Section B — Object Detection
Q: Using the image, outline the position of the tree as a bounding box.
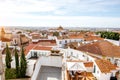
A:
[14,47,19,78]
[96,31,120,40]
[5,44,12,68]
[20,46,27,77]
[53,32,59,37]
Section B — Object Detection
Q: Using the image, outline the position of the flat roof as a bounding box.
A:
[37,66,61,80]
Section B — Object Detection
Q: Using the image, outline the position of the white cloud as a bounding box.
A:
[0,0,57,15]
[0,0,120,27]
[0,0,119,15]
[0,13,120,27]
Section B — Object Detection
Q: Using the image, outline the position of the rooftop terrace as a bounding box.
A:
[37,66,61,80]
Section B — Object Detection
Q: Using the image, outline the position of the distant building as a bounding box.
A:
[0,27,12,47]
[49,25,68,33]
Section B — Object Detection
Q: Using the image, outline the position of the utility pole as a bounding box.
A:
[0,50,5,80]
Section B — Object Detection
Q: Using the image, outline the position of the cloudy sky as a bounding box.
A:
[0,0,120,27]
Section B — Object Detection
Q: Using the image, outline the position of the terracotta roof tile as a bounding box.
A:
[1,37,12,42]
[33,40,56,46]
[33,46,52,51]
[25,40,56,55]
[58,32,101,40]
[75,72,94,80]
[79,72,94,77]
[77,40,120,57]
[0,33,12,42]
[84,62,93,67]
[65,42,79,49]
[24,43,36,55]
[32,34,41,39]
[20,34,29,44]
[84,36,103,41]
[58,34,84,40]
[95,59,117,73]
[69,34,84,39]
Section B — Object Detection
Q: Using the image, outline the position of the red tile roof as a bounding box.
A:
[0,33,12,42]
[20,34,29,44]
[33,40,56,46]
[1,37,12,42]
[84,62,93,67]
[25,40,54,55]
[77,40,120,57]
[84,35,103,41]
[95,59,117,73]
[33,46,52,51]
[24,43,36,55]
[69,34,84,39]
[36,40,56,43]
[57,32,102,40]
[58,34,84,40]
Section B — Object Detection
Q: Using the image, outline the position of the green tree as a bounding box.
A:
[20,46,27,77]
[5,44,12,68]
[53,32,59,36]
[14,47,19,78]
[96,31,120,40]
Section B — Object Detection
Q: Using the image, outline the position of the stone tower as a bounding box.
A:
[1,27,5,39]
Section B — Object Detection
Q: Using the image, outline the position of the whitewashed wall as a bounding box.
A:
[31,56,62,80]
[99,73,111,80]
[56,38,83,48]
[26,50,50,59]
[26,60,36,76]
[31,57,42,80]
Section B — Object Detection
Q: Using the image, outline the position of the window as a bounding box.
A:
[31,51,33,57]
[108,58,111,61]
[34,52,38,58]
[87,57,89,61]
[71,52,73,56]
[59,41,61,44]
[97,71,99,74]
[83,55,85,57]
[114,59,118,65]
[74,40,76,42]
[69,40,71,42]
[93,65,96,73]
[111,73,113,77]
[65,40,67,43]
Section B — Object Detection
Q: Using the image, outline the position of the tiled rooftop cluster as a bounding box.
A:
[1,26,120,80]
[77,40,120,57]
[95,59,117,73]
